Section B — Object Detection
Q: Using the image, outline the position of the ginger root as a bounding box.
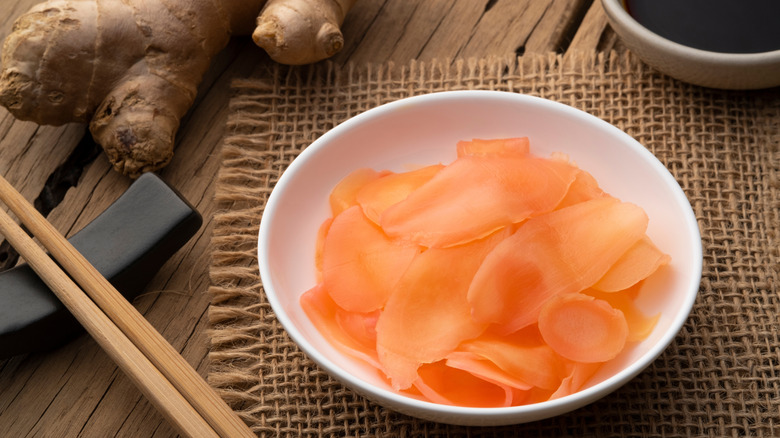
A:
[0,0,357,177]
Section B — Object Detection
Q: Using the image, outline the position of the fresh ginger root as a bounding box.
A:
[0,0,357,177]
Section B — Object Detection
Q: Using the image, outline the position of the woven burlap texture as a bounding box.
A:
[208,52,780,437]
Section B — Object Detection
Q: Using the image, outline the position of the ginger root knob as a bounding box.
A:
[254,0,357,65]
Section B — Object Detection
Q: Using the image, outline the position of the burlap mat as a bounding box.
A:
[208,52,780,437]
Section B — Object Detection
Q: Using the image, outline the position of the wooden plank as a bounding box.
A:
[566,0,612,53]
[0,0,40,38]
[525,0,593,53]
[0,118,84,210]
[456,0,551,59]
[415,0,491,61]
[332,0,388,63]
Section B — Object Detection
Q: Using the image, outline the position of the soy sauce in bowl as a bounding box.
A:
[623,0,780,54]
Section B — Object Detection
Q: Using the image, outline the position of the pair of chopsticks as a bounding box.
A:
[0,175,254,438]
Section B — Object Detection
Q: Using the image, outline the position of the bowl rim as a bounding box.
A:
[600,0,780,64]
[257,90,703,422]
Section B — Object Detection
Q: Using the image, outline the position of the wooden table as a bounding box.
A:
[0,1,622,436]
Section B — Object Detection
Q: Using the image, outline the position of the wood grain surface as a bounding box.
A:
[0,1,619,436]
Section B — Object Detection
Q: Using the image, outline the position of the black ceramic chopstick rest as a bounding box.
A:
[0,173,202,358]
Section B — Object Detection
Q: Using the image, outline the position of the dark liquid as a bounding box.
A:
[623,0,780,54]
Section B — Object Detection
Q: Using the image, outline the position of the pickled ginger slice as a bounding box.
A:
[555,169,608,209]
[381,154,579,248]
[329,168,389,217]
[456,137,530,158]
[548,362,603,400]
[467,197,648,333]
[314,217,333,281]
[414,360,514,408]
[538,293,629,363]
[592,236,671,292]
[444,351,533,390]
[375,230,508,390]
[454,327,566,390]
[322,205,420,312]
[357,164,444,224]
[585,285,660,342]
[300,284,381,369]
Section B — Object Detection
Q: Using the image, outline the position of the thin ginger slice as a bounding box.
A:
[538,293,629,363]
[452,327,566,391]
[300,284,381,369]
[585,284,660,342]
[555,169,608,209]
[335,307,380,350]
[467,197,649,333]
[456,137,530,158]
[329,168,390,217]
[512,387,558,406]
[548,361,603,400]
[356,164,444,224]
[375,230,510,390]
[444,352,533,390]
[380,154,579,248]
[413,360,514,408]
[322,206,420,312]
[592,236,671,292]
[314,217,333,281]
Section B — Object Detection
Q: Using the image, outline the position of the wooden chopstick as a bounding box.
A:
[0,175,254,438]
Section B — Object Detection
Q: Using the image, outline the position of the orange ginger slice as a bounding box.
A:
[356,164,444,224]
[321,205,420,312]
[585,284,660,342]
[556,168,608,209]
[375,229,510,390]
[329,168,389,217]
[413,360,514,408]
[444,352,533,390]
[452,326,566,391]
[592,236,671,292]
[380,154,579,248]
[467,197,649,333]
[300,284,381,369]
[456,137,530,157]
[548,361,603,400]
[314,217,333,281]
[538,293,629,363]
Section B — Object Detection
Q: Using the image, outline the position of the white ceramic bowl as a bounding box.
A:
[258,90,702,426]
[601,0,780,90]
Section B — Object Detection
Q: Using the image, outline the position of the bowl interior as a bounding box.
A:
[258,90,701,424]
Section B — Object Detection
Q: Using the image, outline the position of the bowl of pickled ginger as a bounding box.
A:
[257,90,702,426]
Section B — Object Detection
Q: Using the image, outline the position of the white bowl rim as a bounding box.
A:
[601,0,780,64]
[257,90,703,422]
